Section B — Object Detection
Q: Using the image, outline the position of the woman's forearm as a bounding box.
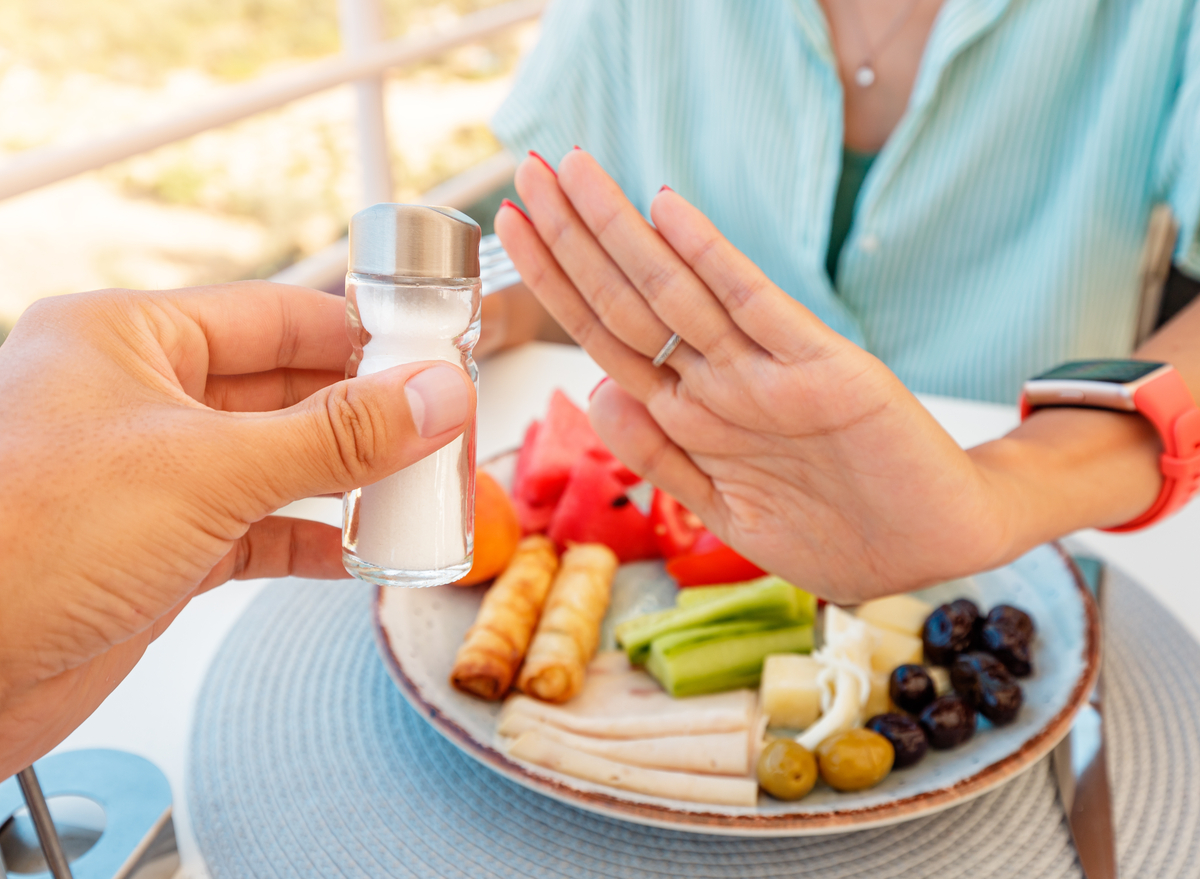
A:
[970,292,1200,555]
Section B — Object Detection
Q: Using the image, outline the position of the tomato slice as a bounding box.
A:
[665,544,767,587]
[649,489,709,558]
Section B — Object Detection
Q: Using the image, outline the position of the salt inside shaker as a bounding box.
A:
[341,204,481,587]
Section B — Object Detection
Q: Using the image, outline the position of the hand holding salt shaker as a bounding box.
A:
[341,204,481,587]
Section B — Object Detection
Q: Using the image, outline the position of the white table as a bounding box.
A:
[48,342,1200,879]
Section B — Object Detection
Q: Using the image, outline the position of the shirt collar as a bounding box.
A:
[911,0,1014,108]
[789,0,836,68]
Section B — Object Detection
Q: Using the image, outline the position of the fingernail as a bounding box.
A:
[588,376,612,401]
[529,150,557,177]
[500,198,531,224]
[573,145,582,150]
[405,365,471,438]
[659,184,673,193]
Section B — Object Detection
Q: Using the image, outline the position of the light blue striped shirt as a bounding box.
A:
[492,0,1200,402]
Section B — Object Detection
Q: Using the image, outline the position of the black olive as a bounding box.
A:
[889,664,936,715]
[986,605,1035,641]
[949,652,1008,698]
[950,652,1024,725]
[866,713,929,768]
[918,695,977,749]
[950,599,981,623]
[980,621,1034,677]
[979,677,1023,725]
[922,602,979,665]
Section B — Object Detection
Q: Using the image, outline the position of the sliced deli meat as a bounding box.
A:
[507,732,759,807]
[499,694,755,739]
[499,715,751,776]
[498,652,758,739]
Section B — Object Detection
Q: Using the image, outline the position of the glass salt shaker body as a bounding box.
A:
[341,204,481,588]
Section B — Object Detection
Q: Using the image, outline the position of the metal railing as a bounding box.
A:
[271,150,517,291]
[0,0,542,288]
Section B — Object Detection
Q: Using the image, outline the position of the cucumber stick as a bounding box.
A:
[616,577,815,664]
[651,619,781,651]
[674,584,756,609]
[676,577,817,618]
[646,623,814,697]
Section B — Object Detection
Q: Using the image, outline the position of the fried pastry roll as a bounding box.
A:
[517,542,617,703]
[450,535,559,700]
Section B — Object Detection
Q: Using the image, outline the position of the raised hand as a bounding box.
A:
[496,150,1038,603]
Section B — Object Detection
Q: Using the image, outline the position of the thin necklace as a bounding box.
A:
[844,0,922,87]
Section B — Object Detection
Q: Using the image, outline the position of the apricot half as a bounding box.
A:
[454,470,521,586]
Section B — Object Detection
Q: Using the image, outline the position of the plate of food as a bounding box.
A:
[373,391,1100,836]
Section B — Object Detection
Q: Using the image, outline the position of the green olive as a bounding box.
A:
[756,739,818,800]
[816,729,895,792]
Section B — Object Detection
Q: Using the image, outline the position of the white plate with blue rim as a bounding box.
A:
[373,453,1100,836]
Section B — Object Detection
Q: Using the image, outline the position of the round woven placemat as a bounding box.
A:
[190,568,1200,879]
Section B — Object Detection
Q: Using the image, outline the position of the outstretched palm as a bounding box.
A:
[495,150,1018,602]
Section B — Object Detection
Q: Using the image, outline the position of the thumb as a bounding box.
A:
[226,361,475,507]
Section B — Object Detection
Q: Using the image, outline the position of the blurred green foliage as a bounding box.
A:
[0,0,510,84]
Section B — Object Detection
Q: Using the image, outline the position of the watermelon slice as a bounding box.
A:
[510,421,554,533]
[519,451,639,536]
[512,420,540,496]
[514,495,556,535]
[513,390,606,505]
[547,453,659,563]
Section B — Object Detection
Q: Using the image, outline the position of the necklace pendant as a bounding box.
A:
[855,64,876,87]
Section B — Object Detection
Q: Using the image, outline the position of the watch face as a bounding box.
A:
[1033,359,1165,384]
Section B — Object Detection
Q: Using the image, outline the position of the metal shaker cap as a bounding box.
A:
[348,203,481,279]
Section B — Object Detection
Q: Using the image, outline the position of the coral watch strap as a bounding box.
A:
[1019,367,1200,532]
[1105,370,1200,532]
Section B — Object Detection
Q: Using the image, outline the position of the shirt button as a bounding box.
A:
[859,233,880,254]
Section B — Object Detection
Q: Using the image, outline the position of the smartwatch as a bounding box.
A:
[1020,359,1200,532]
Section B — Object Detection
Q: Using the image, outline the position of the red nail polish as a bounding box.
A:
[659,184,673,193]
[500,198,532,224]
[528,150,557,177]
[573,145,582,150]
[588,376,612,401]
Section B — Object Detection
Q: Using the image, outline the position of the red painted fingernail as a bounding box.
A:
[573,145,582,150]
[528,150,557,177]
[659,184,673,193]
[500,198,531,224]
[589,376,612,401]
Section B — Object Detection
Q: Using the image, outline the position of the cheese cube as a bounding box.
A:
[855,594,934,638]
[868,624,923,675]
[760,653,822,730]
[928,665,952,697]
[865,669,891,719]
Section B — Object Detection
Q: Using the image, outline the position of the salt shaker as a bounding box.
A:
[341,204,482,588]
